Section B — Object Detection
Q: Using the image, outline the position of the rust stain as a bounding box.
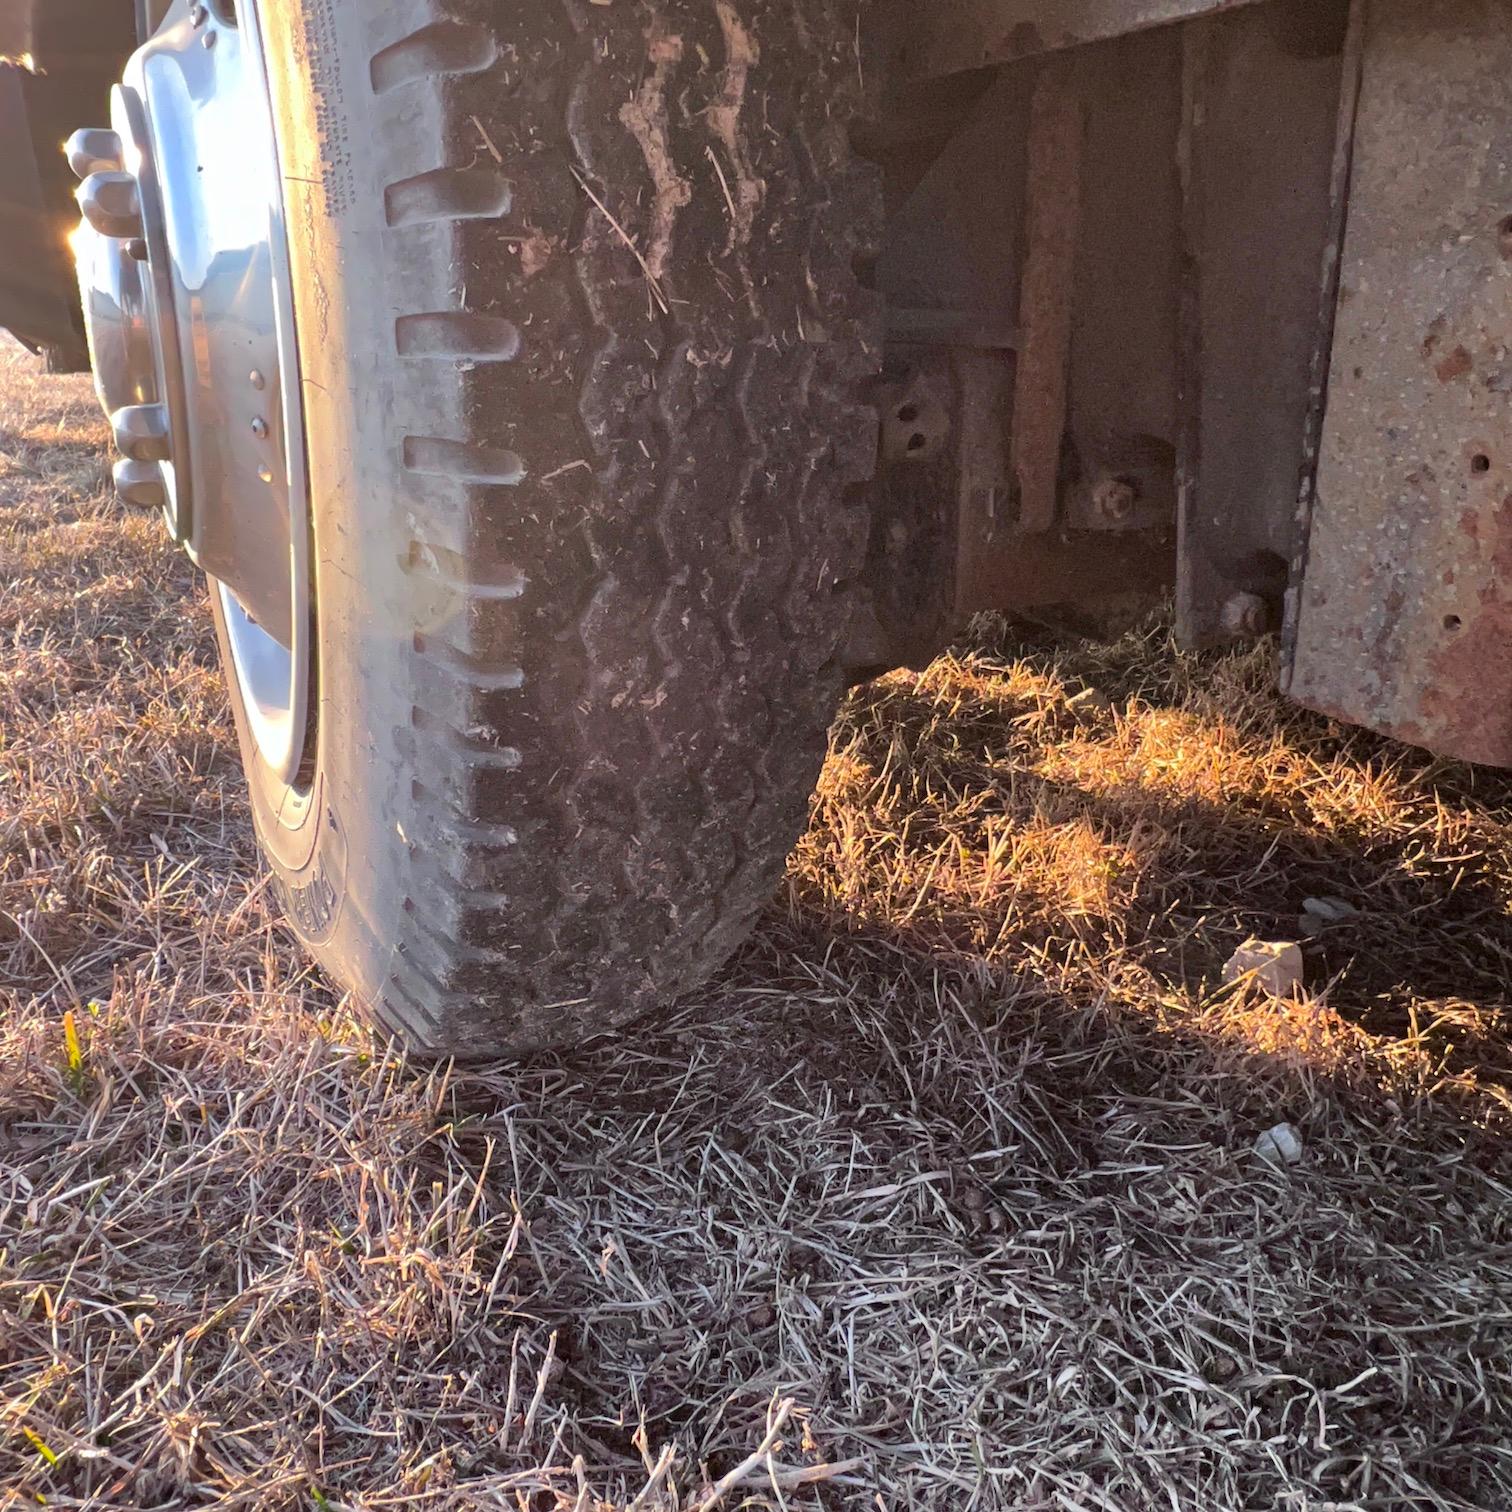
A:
[1435,344,1473,382]
[1416,493,1512,763]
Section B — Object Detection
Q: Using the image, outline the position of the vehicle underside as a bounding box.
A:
[0,0,1505,1053]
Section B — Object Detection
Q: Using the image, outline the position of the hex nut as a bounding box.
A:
[1092,475,1138,524]
[65,128,123,182]
[111,404,172,463]
[113,458,167,510]
[77,171,143,240]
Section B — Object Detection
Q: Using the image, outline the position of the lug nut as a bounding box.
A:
[1221,592,1270,639]
[65,127,123,181]
[77,171,143,240]
[111,404,171,463]
[113,458,167,510]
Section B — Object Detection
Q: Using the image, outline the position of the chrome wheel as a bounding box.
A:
[69,0,311,789]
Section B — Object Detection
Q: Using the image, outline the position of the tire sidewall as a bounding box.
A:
[221,0,446,990]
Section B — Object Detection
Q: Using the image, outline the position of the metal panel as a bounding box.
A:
[1289,0,1512,767]
[874,70,1031,355]
[1176,0,1359,645]
[896,0,1265,82]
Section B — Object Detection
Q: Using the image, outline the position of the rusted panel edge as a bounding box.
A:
[1173,21,1208,646]
[1280,0,1368,687]
[1010,54,1085,534]
[897,0,1266,82]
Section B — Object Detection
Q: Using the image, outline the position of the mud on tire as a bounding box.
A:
[231,0,881,1054]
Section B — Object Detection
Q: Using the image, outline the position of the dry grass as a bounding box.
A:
[3,335,1512,1510]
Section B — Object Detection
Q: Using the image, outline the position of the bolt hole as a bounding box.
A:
[1472,453,1491,474]
[1444,614,1463,632]
[906,433,928,452]
[897,404,920,424]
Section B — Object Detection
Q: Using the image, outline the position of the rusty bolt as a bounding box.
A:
[1221,592,1269,639]
[1092,475,1138,524]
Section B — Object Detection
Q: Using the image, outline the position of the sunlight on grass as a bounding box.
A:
[790,632,1512,1119]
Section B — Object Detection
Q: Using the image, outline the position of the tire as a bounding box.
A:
[226,0,881,1054]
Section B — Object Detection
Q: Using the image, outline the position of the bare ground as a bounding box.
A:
[3,339,1512,1510]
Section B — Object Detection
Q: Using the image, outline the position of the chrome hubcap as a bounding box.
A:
[69,0,311,786]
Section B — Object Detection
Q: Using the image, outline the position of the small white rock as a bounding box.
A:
[1222,939,1304,999]
[1302,896,1358,923]
[1298,895,1360,939]
[1253,1122,1304,1165]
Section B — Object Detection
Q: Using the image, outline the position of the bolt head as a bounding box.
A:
[77,170,142,241]
[250,416,269,439]
[113,457,167,510]
[1092,475,1138,524]
[1221,592,1270,638]
[249,369,265,391]
[64,128,123,182]
[190,2,207,22]
[202,27,217,47]
[111,404,171,463]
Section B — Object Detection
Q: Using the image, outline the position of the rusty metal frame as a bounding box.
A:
[1010,53,1085,533]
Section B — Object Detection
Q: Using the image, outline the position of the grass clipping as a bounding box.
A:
[4,341,1512,1510]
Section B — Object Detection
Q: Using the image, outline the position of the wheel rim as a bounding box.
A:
[69,0,312,791]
